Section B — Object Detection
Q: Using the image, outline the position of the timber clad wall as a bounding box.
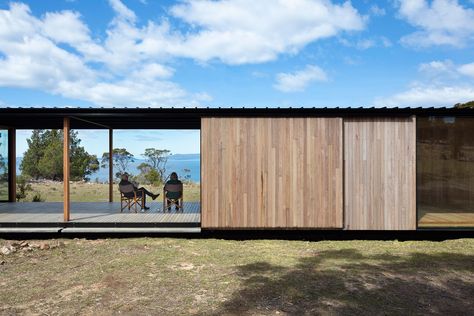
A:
[344,117,417,230]
[201,117,343,228]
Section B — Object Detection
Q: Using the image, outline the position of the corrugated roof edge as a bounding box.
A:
[0,106,467,110]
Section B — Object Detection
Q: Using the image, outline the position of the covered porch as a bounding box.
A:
[0,108,202,232]
[0,201,201,233]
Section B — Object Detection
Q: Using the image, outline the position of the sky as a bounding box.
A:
[0,0,473,110]
[15,129,201,157]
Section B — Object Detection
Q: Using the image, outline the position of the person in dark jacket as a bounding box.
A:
[164,172,183,211]
[119,173,159,210]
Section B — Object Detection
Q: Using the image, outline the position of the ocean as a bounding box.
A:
[16,153,201,183]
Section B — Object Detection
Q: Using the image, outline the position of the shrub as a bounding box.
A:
[16,175,33,202]
[32,192,45,202]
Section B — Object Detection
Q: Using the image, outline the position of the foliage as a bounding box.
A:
[37,130,63,180]
[0,153,4,175]
[20,130,43,179]
[31,192,45,202]
[137,162,152,175]
[71,145,100,182]
[144,168,162,186]
[182,168,192,183]
[143,148,170,181]
[101,148,134,178]
[20,129,99,181]
[16,175,32,202]
[135,148,171,185]
[0,133,5,176]
[454,100,474,108]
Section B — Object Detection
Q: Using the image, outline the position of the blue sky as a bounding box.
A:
[0,0,473,110]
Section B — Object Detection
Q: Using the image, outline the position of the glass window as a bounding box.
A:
[417,117,474,227]
[0,130,8,201]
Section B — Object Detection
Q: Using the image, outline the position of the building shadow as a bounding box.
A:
[204,249,474,315]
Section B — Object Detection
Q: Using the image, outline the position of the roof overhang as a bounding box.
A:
[0,107,472,129]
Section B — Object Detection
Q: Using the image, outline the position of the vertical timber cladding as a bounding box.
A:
[201,117,343,228]
[344,117,417,230]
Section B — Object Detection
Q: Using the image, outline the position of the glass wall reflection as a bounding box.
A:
[417,117,474,227]
[0,130,8,201]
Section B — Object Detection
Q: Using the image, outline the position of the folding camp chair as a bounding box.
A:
[163,182,183,212]
[119,183,144,213]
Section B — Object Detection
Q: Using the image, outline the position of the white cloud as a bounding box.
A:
[251,71,268,78]
[370,5,386,16]
[458,62,474,77]
[380,36,392,47]
[0,1,205,107]
[168,0,366,64]
[0,0,366,106]
[397,0,474,47]
[418,59,474,79]
[418,60,457,77]
[130,63,174,80]
[374,85,474,107]
[61,79,188,107]
[274,65,327,92]
[108,0,136,23]
[340,36,390,50]
[42,10,90,45]
[375,59,474,107]
[356,39,375,50]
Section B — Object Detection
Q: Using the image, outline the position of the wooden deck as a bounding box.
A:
[0,202,200,227]
[418,212,474,228]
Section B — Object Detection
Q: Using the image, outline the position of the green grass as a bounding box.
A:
[20,181,201,202]
[0,180,7,201]
[0,238,473,315]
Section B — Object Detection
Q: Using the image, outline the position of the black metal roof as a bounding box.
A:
[0,106,472,129]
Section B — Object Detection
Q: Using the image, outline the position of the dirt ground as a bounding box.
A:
[1,238,473,315]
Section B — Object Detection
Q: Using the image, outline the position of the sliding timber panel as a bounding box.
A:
[201,117,343,229]
[344,117,416,230]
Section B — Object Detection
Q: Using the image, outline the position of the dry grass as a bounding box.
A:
[0,238,473,315]
[20,181,200,202]
[0,180,7,201]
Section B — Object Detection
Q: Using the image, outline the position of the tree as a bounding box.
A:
[101,148,134,178]
[144,168,161,185]
[0,136,5,175]
[182,168,192,183]
[70,138,99,181]
[143,148,170,182]
[20,130,45,179]
[20,129,100,181]
[37,131,63,180]
[0,152,5,178]
[16,175,32,202]
[454,101,474,108]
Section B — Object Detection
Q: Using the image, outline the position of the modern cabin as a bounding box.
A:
[0,107,473,233]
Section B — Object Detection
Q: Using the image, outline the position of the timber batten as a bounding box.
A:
[201,117,343,228]
[343,117,417,230]
[63,117,70,222]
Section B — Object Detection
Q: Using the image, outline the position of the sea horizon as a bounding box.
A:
[16,153,201,183]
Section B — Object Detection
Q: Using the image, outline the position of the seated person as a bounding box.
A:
[119,173,159,210]
[164,172,183,211]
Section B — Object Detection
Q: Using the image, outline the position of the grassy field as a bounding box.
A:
[0,181,7,201]
[19,181,201,202]
[0,238,473,315]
